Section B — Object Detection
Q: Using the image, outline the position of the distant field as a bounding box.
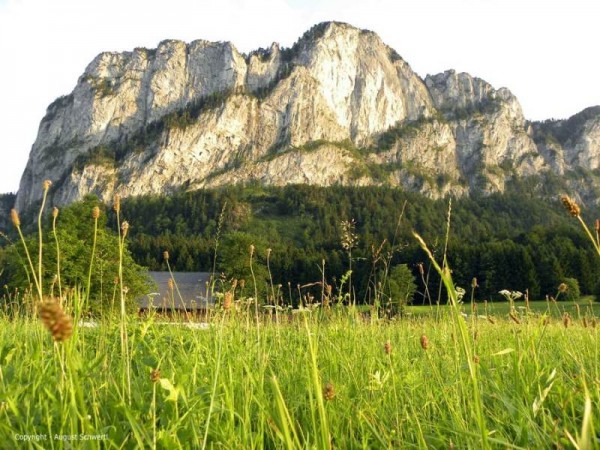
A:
[406,296,600,318]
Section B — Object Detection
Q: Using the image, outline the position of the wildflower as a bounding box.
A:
[560,195,580,217]
[340,219,358,250]
[40,299,73,342]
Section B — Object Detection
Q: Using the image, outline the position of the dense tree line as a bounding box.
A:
[96,184,599,303]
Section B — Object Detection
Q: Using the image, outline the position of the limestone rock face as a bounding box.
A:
[14,22,600,210]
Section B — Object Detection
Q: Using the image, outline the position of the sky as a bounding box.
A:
[0,0,599,194]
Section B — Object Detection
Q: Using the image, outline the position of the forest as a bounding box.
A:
[1,185,598,305]
[101,185,600,302]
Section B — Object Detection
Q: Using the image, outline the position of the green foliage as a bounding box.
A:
[381,264,417,314]
[559,277,580,302]
[111,185,600,305]
[218,231,270,298]
[0,196,151,314]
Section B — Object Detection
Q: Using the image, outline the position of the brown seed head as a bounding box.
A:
[43,180,52,191]
[150,369,161,383]
[121,221,129,237]
[560,195,581,217]
[323,382,335,401]
[113,194,121,213]
[249,244,255,257]
[384,340,392,355]
[558,283,568,293]
[39,299,73,342]
[563,312,571,328]
[583,317,589,328]
[163,250,169,261]
[92,206,100,220]
[509,311,521,324]
[471,277,478,289]
[10,209,20,228]
[52,207,59,219]
[239,279,246,289]
[420,334,429,350]
[473,355,480,364]
[167,278,175,291]
[223,291,233,310]
[417,262,424,276]
[486,315,496,325]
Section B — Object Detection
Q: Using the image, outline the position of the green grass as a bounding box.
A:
[406,297,600,318]
[0,308,598,448]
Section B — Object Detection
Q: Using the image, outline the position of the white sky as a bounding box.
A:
[0,0,599,194]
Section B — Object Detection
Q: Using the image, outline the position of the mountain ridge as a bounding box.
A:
[14,21,600,211]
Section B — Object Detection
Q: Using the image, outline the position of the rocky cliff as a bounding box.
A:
[14,22,600,210]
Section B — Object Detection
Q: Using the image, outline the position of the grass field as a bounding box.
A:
[1,192,599,448]
[0,305,598,449]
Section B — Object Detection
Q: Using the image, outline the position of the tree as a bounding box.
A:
[380,264,417,315]
[0,196,152,315]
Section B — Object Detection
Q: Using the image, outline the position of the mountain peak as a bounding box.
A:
[12,23,600,211]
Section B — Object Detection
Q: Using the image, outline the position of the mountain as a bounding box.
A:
[14,21,600,211]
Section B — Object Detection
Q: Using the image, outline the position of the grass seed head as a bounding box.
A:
[558,283,568,293]
[560,195,581,217]
[10,209,20,228]
[384,340,392,355]
[52,207,59,219]
[167,278,175,291]
[43,179,52,191]
[113,194,121,213]
[40,299,73,342]
[473,355,480,364]
[563,312,571,328]
[323,382,335,401]
[150,369,161,383]
[92,206,100,220]
[420,334,429,350]
[509,311,521,324]
[223,291,233,310]
[121,221,129,237]
[163,250,169,261]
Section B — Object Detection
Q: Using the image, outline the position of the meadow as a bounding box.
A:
[0,188,599,448]
[0,303,598,449]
